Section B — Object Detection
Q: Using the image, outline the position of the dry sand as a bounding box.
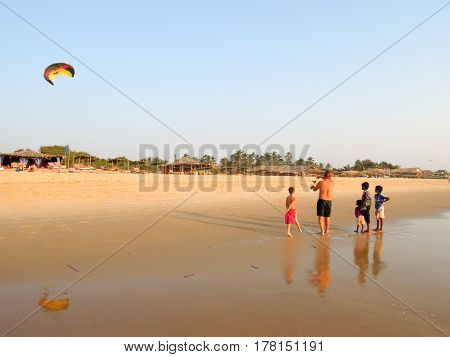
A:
[0,171,449,336]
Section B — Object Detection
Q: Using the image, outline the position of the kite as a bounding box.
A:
[43,63,75,85]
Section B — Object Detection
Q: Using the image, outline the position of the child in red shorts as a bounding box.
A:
[285,187,302,237]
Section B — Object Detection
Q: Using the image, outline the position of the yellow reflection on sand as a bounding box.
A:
[38,288,70,311]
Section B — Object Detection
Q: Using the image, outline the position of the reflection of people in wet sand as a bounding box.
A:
[285,187,302,237]
[309,238,331,296]
[310,171,334,235]
[38,287,70,311]
[354,236,370,284]
[283,236,300,285]
[372,235,385,276]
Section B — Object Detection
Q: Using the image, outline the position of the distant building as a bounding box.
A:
[432,170,448,179]
[391,168,423,178]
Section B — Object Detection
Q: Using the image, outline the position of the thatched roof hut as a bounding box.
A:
[433,170,448,178]
[163,157,212,174]
[421,169,448,179]
[1,149,48,158]
[73,152,97,162]
[0,149,62,168]
[391,168,423,178]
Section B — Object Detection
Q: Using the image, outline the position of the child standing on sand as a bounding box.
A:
[360,182,371,233]
[374,185,390,232]
[285,187,302,237]
[354,200,366,233]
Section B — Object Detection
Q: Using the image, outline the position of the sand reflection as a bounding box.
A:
[354,236,370,284]
[372,235,385,277]
[354,234,386,283]
[309,237,331,296]
[38,287,70,312]
[283,237,300,285]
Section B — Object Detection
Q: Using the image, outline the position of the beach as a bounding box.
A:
[0,171,449,336]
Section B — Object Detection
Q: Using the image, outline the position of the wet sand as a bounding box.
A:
[0,172,449,336]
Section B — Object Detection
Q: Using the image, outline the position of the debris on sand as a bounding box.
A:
[67,264,79,273]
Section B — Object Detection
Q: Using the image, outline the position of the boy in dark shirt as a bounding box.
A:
[360,182,371,233]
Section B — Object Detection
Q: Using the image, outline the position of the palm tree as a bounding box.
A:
[244,152,257,173]
[182,153,199,161]
[284,152,294,165]
[260,152,272,165]
[220,157,231,174]
[305,156,315,167]
[200,155,216,164]
[230,150,246,174]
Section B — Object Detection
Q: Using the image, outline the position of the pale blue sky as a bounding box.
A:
[1,0,449,169]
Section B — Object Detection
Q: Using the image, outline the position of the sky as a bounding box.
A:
[0,0,449,169]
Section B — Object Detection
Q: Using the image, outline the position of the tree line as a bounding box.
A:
[39,146,399,172]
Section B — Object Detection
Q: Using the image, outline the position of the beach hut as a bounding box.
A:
[163,157,212,175]
[0,149,62,169]
[73,152,97,166]
[433,169,448,179]
[422,169,448,179]
[391,168,423,178]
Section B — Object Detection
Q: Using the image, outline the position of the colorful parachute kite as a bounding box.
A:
[43,63,75,85]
